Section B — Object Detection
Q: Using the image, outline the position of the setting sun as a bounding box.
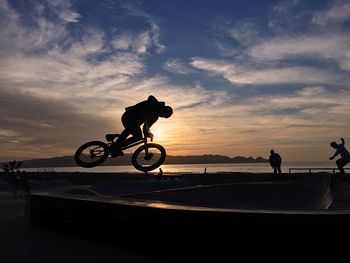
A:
[152,129,162,139]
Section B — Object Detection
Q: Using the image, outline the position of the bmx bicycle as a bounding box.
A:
[74,131,166,172]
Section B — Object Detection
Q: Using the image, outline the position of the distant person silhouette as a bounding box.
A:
[330,138,350,175]
[269,149,282,176]
[111,95,173,157]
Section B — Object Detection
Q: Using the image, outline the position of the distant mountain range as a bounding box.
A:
[11,154,268,168]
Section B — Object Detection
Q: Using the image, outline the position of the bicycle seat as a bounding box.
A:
[105,134,120,142]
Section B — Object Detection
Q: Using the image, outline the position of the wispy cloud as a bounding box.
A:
[191,57,343,85]
[228,21,261,46]
[111,27,162,54]
[248,34,350,71]
[0,0,68,54]
[197,0,350,88]
[118,1,165,53]
[163,59,194,74]
[312,1,350,25]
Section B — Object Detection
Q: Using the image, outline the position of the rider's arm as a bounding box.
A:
[142,117,156,138]
[143,119,150,137]
[143,117,153,137]
[330,150,340,160]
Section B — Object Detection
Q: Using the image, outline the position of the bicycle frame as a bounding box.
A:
[106,135,150,156]
[105,118,153,156]
[120,137,147,151]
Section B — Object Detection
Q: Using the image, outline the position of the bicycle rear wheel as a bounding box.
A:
[74,141,109,168]
[132,143,166,172]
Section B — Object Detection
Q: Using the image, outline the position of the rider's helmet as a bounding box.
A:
[159,106,173,118]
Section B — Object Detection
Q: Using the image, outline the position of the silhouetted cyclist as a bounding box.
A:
[269,149,282,176]
[330,138,350,175]
[111,95,173,157]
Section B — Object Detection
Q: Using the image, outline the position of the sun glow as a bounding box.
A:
[150,122,176,145]
[153,129,162,138]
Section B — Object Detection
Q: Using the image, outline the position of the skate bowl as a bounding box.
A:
[123,173,332,210]
[25,173,350,260]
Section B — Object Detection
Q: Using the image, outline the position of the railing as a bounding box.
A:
[288,168,350,174]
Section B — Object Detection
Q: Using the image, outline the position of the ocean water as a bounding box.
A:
[23,161,339,174]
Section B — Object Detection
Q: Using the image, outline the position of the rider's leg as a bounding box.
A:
[111,126,142,157]
[336,158,349,174]
[111,112,133,157]
[111,129,130,157]
[123,127,142,146]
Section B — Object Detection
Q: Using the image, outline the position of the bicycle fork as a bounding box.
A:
[143,138,153,160]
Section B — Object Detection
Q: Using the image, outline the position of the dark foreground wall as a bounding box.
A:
[26,192,350,260]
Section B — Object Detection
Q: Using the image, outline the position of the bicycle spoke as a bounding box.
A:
[80,146,106,163]
[75,141,109,168]
[136,148,162,168]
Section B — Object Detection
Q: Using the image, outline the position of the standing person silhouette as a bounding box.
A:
[330,138,350,175]
[110,95,173,157]
[269,149,282,176]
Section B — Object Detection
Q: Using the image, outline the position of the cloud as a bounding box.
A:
[117,1,165,53]
[112,34,134,50]
[191,57,343,85]
[246,86,347,115]
[312,2,350,25]
[111,25,165,54]
[42,0,81,23]
[267,0,310,33]
[238,86,350,138]
[252,2,350,71]
[247,34,350,71]
[0,0,83,57]
[59,10,81,22]
[198,86,350,160]
[228,22,261,46]
[248,34,348,61]
[0,87,116,159]
[163,59,194,74]
[204,1,350,89]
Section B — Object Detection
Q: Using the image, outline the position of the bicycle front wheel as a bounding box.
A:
[74,141,109,168]
[132,143,166,172]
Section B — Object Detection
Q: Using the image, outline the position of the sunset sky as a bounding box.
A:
[1,0,350,162]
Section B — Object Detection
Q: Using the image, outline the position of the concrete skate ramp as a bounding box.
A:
[124,173,332,210]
